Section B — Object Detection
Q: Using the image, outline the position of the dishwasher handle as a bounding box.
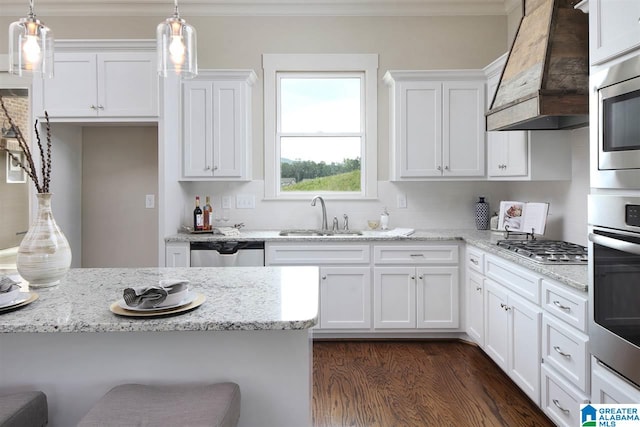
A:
[190,241,265,255]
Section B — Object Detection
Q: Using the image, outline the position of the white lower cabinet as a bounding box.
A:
[485,278,542,405]
[591,356,640,404]
[320,267,371,329]
[165,242,190,267]
[466,270,485,346]
[541,364,589,427]
[373,266,459,329]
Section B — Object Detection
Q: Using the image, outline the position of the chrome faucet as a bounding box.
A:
[310,195,328,231]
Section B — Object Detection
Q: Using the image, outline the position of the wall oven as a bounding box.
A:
[592,54,640,188]
[588,194,640,387]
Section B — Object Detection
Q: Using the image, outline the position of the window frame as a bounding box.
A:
[263,53,378,200]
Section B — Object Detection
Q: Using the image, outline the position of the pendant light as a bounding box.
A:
[8,0,54,78]
[157,0,197,78]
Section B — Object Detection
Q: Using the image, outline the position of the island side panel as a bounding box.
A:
[0,329,312,427]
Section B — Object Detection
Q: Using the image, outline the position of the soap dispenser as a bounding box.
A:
[380,207,389,230]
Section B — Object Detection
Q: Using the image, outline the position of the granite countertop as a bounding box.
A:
[0,266,319,333]
[165,228,588,291]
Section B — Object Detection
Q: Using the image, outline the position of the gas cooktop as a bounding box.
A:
[496,240,588,265]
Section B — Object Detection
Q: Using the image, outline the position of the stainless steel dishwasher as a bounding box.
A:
[189,241,265,267]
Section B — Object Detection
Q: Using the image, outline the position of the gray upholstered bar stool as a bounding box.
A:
[78,382,240,427]
[0,391,48,427]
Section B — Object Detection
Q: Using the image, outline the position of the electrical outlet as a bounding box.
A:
[145,194,155,209]
[222,196,232,209]
[236,194,255,209]
[397,193,407,209]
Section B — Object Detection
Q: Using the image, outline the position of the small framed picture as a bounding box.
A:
[6,151,26,183]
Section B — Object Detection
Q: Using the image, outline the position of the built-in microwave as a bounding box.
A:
[592,54,640,188]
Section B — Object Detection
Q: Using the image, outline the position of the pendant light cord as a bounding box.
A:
[28,0,35,17]
[173,0,180,17]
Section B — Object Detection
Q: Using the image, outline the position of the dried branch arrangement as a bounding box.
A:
[0,95,52,193]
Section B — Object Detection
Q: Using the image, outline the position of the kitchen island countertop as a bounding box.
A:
[0,266,319,333]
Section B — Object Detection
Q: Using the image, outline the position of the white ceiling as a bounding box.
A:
[2,0,520,17]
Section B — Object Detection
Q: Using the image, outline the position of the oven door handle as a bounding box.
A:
[589,233,640,256]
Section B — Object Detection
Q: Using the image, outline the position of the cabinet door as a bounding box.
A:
[97,52,157,117]
[165,242,190,267]
[467,270,485,346]
[397,81,442,177]
[442,81,485,177]
[320,267,371,329]
[508,292,542,405]
[183,81,214,177]
[590,0,640,65]
[373,267,416,329]
[39,53,97,117]
[211,80,244,177]
[488,131,528,178]
[484,279,509,371]
[416,266,459,328]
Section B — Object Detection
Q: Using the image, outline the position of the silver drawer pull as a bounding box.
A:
[476,287,482,291]
[322,275,327,280]
[552,399,570,414]
[553,300,571,311]
[553,346,572,358]
[470,258,479,265]
[410,254,425,257]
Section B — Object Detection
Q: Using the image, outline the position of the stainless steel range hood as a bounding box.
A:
[486,0,589,131]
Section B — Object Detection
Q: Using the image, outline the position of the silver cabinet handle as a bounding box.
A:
[444,165,450,171]
[470,258,479,265]
[90,105,97,110]
[476,286,482,291]
[500,303,510,311]
[553,346,571,358]
[322,275,327,280]
[552,399,570,414]
[204,166,211,171]
[98,105,104,110]
[553,300,571,311]
[437,165,442,171]
[410,254,425,258]
[213,166,218,171]
[418,275,423,280]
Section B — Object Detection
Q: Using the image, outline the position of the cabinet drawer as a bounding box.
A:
[485,255,541,303]
[466,246,484,274]
[541,364,589,427]
[266,244,370,265]
[542,315,590,393]
[541,279,588,333]
[374,245,458,265]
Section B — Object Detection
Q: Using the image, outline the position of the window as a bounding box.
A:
[263,54,378,199]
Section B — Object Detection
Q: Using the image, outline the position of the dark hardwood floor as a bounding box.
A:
[313,340,555,427]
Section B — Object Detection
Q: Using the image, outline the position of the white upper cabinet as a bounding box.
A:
[182,70,256,180]
[483,54,572,181]
[589,0,640,66]
[34,49,157,119]
[385,71,485,180]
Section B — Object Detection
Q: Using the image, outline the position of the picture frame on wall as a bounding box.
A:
[6,151,26,184]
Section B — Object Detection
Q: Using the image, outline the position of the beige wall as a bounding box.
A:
[81,126,158,267]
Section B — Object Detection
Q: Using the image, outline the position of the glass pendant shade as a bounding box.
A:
[157,1,197,79]
[8,2,54,78]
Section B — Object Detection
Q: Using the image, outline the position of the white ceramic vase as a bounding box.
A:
[16,193,72,288]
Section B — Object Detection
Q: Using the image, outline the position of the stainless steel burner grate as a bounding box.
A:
[496,240,588,264]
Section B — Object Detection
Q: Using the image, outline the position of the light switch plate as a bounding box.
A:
[222,196,232,209]
[397,193,407,209]
[145,194,155,209]
[236,194,255,209]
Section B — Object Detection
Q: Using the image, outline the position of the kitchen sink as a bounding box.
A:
[278,229,363,237]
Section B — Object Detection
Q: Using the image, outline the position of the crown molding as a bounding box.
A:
[2,0,511,17]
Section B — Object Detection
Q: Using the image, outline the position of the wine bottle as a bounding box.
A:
[194,196,203,231]
[203,196,213,230]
